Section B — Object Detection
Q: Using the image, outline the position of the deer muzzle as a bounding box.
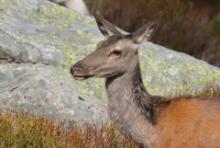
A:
[70,63,92,80]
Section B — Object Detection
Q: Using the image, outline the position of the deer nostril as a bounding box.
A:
[70,65,83,75]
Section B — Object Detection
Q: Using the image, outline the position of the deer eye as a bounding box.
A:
[109,50,122,57]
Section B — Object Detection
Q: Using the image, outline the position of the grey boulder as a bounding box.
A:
[0,0,220,126]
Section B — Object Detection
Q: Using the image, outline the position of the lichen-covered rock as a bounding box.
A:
[49,0,90,16]
[0,64,108,125]
[0,0,220,125]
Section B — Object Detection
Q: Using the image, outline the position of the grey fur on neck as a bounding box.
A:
[105,54,156,146]
[105,54,155,124]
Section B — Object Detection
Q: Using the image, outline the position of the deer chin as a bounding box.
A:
[73,75,92,81]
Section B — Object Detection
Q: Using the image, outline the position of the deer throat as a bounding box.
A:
[105,62,157,147]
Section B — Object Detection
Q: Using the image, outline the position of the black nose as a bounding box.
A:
[70,64,83,75]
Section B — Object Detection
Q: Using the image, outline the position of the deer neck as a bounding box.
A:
[105,55,157,147]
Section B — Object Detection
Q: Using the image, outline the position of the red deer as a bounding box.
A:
[70,13,220,148]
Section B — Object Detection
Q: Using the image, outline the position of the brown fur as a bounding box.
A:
[152,98,220,148]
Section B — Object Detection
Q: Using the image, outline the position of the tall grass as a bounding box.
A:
[0,113,137,148]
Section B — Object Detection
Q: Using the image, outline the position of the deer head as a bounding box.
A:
[70,13,158,80]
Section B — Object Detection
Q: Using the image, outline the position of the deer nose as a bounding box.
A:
[70,64,83,76]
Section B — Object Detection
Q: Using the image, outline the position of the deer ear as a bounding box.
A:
[94,11,121,37]
[132,22,158,44]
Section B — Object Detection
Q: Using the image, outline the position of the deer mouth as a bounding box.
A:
[73,74,91,81]
[70,64,93,80]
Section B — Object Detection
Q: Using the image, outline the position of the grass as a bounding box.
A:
[0,87,219,148]
[0,113,138,148]
[197,86,220,97]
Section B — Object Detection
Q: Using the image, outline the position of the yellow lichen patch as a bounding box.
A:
[214,71,220,80]
[91,79,106,100]
[76,30,84,36]
[61,48,77,67]
[79,81,90,95]
[0,16,10,24]
[83,19,95,25]
[48,6,64,15]
[37,17,49,25]
[67,11,77,20]
[0,0,6,5]
[56,43,78,67]
[32,5,70,28]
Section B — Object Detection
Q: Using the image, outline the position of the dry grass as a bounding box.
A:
[196,86,220,97]
[0,113,137,148]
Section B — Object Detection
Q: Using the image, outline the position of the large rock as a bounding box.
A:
[49,0,90,16]
[0,0,220,125]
